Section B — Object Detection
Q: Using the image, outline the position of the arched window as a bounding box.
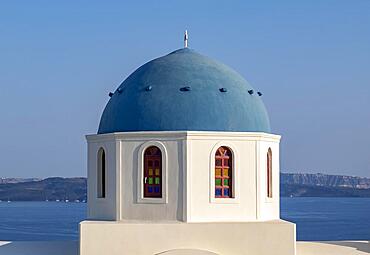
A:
[215,146,233,198]
[144,146,162,198]
[97,148,106,198]
[267,148,272,198]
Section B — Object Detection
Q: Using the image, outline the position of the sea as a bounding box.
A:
[0,197,369,241]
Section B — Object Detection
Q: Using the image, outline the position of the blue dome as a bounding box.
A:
[98,48,270,134]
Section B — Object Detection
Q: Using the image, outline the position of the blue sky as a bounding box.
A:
[0,1,369,177]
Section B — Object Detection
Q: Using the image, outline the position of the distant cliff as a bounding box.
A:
[0,173,369,201]
[280,173,370,197]
[0,177,86,201]
[281,183,370,197]
[281,173,370,189]
[0,177,41,184]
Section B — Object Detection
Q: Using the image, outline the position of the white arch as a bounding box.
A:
[156,249,219,255]
[209,141,240,204]
[97,147,106,198]
[267,147,273,198]
[137,141,168,204]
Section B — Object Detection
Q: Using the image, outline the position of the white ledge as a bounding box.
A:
[86,131,281,142]
[1,240,369,255]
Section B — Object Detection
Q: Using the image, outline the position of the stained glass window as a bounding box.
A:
[215,168,222,176]
[215,188,222,196]
[144,146,162,198]
[215,146,233,198]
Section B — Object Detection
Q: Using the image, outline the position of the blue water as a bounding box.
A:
[281,197,370,241]
[0,202,84,241]
[0,198,369,241]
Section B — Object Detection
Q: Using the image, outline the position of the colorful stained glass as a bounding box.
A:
[215,159,222,166]
[215,178,221,186]
[144,146,162,198]
[214,146,233,198]
[148,147,159,155]
[215,168,222,176]
[215,188,222,196]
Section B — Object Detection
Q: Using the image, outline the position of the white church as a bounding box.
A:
[80,33,296,255]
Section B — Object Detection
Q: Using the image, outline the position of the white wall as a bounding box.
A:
[87,132,187,221]
[186,132,280,222]
[80,220,296,255]
[118,134,185,221]
[256,140,280,220]
[86,131,280,223]
[86,136,118,220]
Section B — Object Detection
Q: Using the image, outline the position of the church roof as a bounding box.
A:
[98,48,270,134]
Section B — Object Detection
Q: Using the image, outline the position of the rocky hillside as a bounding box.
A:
[281,173,370,189]
[0,178,41,184]
[0,177,86,201]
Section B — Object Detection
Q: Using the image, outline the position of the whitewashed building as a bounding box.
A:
[80,36,296,255]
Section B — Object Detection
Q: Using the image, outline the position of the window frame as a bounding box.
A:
[209,142,240,204]
[137,141,168,204]
[143,146,163,198]
[97,147,107,199]
[267,148,273,199]
[214,146,233,198]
